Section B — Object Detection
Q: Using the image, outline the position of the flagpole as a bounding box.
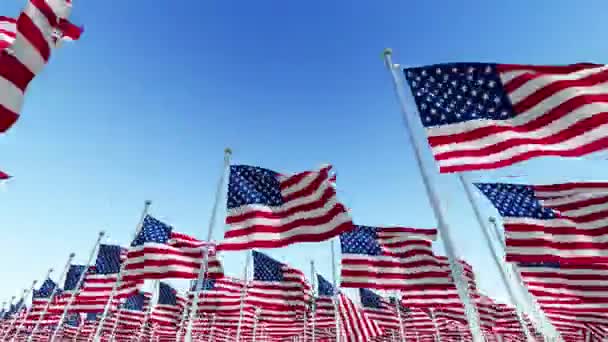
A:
[5,281,39,341]
[0,296,15,337]
[330,238,341,342]
[429,308,441,342]
[585,329,592,342]
[252,308,261,341]
[488,217,562,342]
[458,175,535,342]
[394,294,406,342]
[185,148,232,342]
[50,231,105,342]
[207,314,216,342]
[28,253,75,342]
[175,297,191,342]
[310,261,316,342]
[93,200,152,341]
[108,299,124,341]
[137,280,160,341]
[382,48,484,342]
[235,251,252,341]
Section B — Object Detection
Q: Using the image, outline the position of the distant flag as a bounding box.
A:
[0,170,9,181]
[475,182,608,263]
[27,278,61,324]
[189,277,244,313]
[403,63,608,173]
[149,282,183,327]
[0,16,16,51]
[122,215,223,282]
[339,225,449,290]
[218,164,353,251]
[0,0,80,133]
[248,251,311,311]
[358,289,400,331]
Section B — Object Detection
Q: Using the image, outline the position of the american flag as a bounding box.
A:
[0,0,80,133]
[0,16,15,51]
[475,182,608,263]
[26,278,61,325]
[73,244,142,312]
[358,288,401,331]
[218,164,353,251]
[312,274,338,333]
[122,215,223,282]
[340,225,450,290]
[101,291,151,334]
[52,264,86,312]
[189,277,245,313]
[150,282,183,327]
[403,63,608,173]
[248,251,311,311]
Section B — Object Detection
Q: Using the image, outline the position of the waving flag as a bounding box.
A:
[313,274,337,332]
[0,170,9,181]
[340,225,449,290]
[475,182,608,263]
[74,244,142,312]
[150,282,183,327]
[122,215,223,282]
[0,0,80,133]
[359,289,401,331]
[219,164,353,251]
[26,278,61,324]
[189,277,245,313]
[404,63,608,173]
[248,251,310,311]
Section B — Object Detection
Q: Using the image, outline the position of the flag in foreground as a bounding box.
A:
[219,164,353,251]
[404,63,608,173]
[476,182,608,263]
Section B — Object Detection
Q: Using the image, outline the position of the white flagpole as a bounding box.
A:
[382,48,484,342]
[50,231,105,342]
[28,253,75,342]
[458,175,535,342]
[185,148,232,342]
[10,277,44,342]
[175,296,191,342]
[93,200,152,341]
[585,329,592,342]
[310,261,316,342]
[330,239,341,342]
[137,280,160,341]
[108,299,124,341]
[394,295,406,342]
[252,308,261,341]
[0,296,15,337]
[207,314,216,342]
[429,308,441,342]
[235,251,252,341]
[488,217,562,342]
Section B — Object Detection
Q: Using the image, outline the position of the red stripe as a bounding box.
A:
[0,52,35,91]
[497,63,602,74]
[17,9,50,63]
[0,102,19,132]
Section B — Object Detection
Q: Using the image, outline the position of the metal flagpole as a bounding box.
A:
[137,280,160,341]
[458,174,535,342]
[175,296,191,342]
[252,308,261,341]
[0,295,16,339]
[185,148,232,342]
[93,200,152,341]
[382,48,484,342]
[50,231,105,342]
[207,314,217,342]
[310,261,316,342]
[108,299,124,341]
[430,308,441,342]
[488,217,562,342]
[394,294,406,342]
[28,253,75,342]
[585,329,592,342]
[235,251,252,341]
[330,239,341,342]
[6,281,40,341]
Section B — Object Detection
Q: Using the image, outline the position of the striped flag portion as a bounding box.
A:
[149,282,183,327]
[340,225,449,290]
[190,277,245,313]
[122,215,223,282]
[358,289,400,331]
[0,0,79,133]
[476,182,608,263]
[218,164,353,251]
[404,63,608,173]
[338,293,383,342]
[0,16,16,50]
[0,170,9,181]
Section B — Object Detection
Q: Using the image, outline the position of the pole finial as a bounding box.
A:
[69,252,76,258]
[99,230,106,237]
[224,148,232,156]
[383,48,393,57]
[488,216,496,223]
[144,200,152,206]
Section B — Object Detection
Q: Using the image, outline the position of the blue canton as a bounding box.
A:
[94,244,124,274]
[340,226,382,255]
[7,299,24,316]
[158,282,177,305]
[201,279,216,291]
[131,215,172,247]
[253,251,284,281]
[86,312,100,321]
[317,274,336,296]
[227,165,284,209]
[122,292,146,311]
[64,265,86,291]
[33,279,58,299]
[359,288,383,309]
[66,313,81,327]
[474,183,556,219]
[404,63,515,128]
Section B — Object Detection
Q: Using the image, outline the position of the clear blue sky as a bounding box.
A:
[2,0,608,306]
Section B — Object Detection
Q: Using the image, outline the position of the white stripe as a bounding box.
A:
[534,186,608,199]
[506,216,608,230]
[279,167,328,198]
[538,192,608,206]
[499,70,529,84]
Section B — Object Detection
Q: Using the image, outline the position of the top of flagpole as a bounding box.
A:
[224,148,232,156]
[383,48,393,56]
[489,216,496,223]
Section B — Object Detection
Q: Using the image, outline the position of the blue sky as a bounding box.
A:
[2,0,608,307]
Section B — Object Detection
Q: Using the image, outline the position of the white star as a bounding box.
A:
[436,68,442,74]
[468,66,475,73]
[452,67,459,73]
[488,80,496,88]
[482,93,490,100]
[485,65,492,74]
